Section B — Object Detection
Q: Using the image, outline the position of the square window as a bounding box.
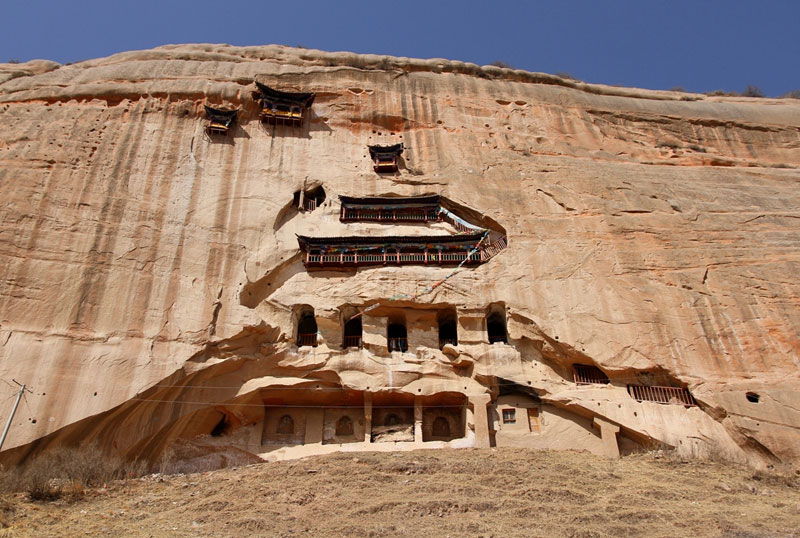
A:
[502,408,516,424]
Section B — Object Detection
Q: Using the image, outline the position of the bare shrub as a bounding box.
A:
[490,61,514,69]
[742,85,765,98]
[781,89,800,99]
[0,443,145,502]
[555,72,582,82]
[0,498,14,528]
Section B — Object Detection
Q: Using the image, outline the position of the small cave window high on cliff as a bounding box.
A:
[573,365,610,385]
[343,316,363,349]
[486,305,508,344]
[204,105,238,137]
[387,321,408,352]
[295,186,326,212]
[368,143,403,173]
[296,307,318,347]
[438,310,458,349]
[255,82,315,126]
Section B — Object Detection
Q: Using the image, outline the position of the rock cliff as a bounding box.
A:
[0,44,798,468]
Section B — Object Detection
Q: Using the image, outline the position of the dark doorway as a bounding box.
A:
[487,311,507,344]
[343,316,363,349]
[297,312,318,347]
[388,323,408,352]
[438,312,458,349]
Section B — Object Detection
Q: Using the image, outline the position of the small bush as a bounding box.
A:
[742,85,765,98]
[781,89,800,99]
[7,59,21,64]
[555,72,582,82]
[0,443,146,502]
[490,61,514,69]
[669,86,686,92]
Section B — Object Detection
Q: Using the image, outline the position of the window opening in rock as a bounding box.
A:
[432,416,450,437]
[388,323,408,352]
[297,310,318,347]
[335,415,354,436]
[343,316,363,349]
[276,414,295,434]
[626,384,697,406]
[487,310,507,344]
[302,186,326,212]
[438,311,458,349]
[573,364,610,385]
[211,414,228,436]
[384,413,401,427]
[502,409,516,424]
[746,392,760,403]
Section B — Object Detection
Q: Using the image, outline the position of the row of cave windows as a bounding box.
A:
[275,413,451,437]
[296,311,508,351]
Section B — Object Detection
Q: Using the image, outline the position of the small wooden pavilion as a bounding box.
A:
[368,143,404,173]
[255,82,315,125]
[204,105,238,136]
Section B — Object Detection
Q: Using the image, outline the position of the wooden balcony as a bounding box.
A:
[296,333,318,348]
[627,384,696,406]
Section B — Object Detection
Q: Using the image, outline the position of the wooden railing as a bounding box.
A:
[342,335,363,349]
[388,338,408,352]
[341,208,439,222]
[296,333,318,348]
[483,236,507,259]
[305,249,483,267]
[627,385,696,407]
[303,198,317,212]
[573,365,610,385]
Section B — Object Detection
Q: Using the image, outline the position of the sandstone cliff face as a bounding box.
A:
[0,44,798,468]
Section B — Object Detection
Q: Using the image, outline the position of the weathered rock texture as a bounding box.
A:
[0,44,798,468]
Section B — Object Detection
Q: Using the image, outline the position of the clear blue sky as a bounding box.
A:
[3,0,799,96]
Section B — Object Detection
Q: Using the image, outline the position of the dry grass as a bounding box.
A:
[0,444,146,502]
[0,448,798,537]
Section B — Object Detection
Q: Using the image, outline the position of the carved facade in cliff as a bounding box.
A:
[0,45,798,470]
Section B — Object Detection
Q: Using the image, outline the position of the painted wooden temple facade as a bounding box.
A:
[297,234,487,269]
[204,105,238,136]
[339,195,441,223]
[255,82,315,125]
[368,143,403,173]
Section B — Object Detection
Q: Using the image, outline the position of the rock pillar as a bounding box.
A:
[593,417,620,459]
[364,393,373,443]
[414,396,423,445]
[469,394,491,449]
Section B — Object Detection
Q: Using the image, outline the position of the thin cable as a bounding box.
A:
[132,398,466,409]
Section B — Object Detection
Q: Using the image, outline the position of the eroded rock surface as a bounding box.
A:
[0,44,798,468]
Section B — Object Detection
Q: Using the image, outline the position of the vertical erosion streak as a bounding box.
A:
[127,102,189,336]
[71,99,150,328]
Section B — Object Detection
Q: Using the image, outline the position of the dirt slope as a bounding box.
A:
[1,448,798,537]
